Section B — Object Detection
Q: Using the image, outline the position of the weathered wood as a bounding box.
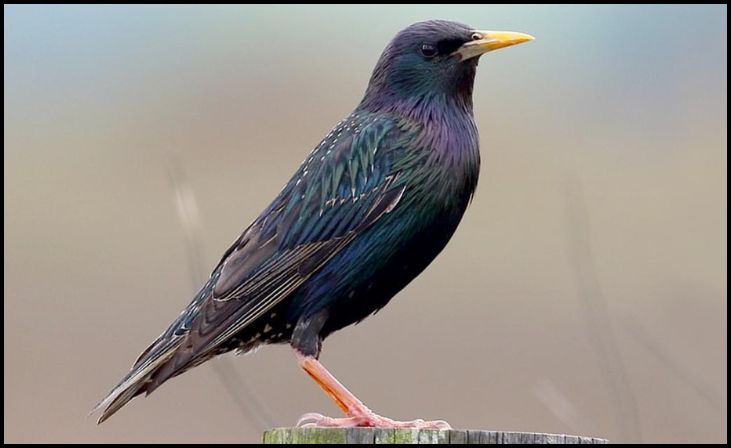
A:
[262,428,608,444]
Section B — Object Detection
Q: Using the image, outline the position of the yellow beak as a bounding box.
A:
[454,30,535,60]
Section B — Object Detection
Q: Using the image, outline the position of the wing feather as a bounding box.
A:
[95,114,413,422]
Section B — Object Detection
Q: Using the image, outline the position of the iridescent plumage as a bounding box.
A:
[96,20,533,426]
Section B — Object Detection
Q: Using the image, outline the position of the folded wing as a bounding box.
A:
[95,115,410,423]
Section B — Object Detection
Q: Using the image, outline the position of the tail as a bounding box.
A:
[92,337,183,424]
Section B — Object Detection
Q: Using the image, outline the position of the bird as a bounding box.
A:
[94,20,533,428]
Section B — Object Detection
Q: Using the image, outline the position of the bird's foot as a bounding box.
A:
[296,411,451,429]
[293,352,450,429]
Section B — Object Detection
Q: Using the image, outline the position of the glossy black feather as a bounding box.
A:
[96,20,487,424]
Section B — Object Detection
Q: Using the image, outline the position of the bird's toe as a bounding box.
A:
[296,412,328,427]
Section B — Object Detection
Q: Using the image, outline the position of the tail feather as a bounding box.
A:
[93,338,182,423]
[96,382,147,424]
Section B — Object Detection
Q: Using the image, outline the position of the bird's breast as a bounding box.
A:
[413,116,481,213]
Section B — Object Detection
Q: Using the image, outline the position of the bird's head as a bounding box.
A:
[359,20,533,113]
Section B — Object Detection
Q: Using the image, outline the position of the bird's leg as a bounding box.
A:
[295,351,369,415]
[294,351,450,429]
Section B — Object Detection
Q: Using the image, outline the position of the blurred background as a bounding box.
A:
[4,5,727,444]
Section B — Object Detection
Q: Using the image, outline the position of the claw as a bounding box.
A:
[296,413,368,428]
[424,419,451,430]
[296,412,328,427]
[426,419,450,429]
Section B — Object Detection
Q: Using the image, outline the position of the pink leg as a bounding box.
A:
[294,351,450,429]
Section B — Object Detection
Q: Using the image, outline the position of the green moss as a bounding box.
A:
[310,428,348,444]
[391,428,419,444]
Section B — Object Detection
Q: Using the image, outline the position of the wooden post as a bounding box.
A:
[262,428,608,444]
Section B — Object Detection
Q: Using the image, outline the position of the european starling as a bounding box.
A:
[95,20,533,428]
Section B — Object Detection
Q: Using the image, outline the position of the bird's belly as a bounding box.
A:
[287,201,467,339]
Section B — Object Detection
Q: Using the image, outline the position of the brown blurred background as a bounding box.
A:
[4,5,727,444]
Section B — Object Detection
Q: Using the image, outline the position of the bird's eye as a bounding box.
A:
[420,43,437,58]
[471,32,483,41]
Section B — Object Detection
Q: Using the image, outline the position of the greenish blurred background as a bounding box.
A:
[4,5,726,444]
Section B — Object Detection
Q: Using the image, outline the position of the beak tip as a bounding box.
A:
[511,32,535,45]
